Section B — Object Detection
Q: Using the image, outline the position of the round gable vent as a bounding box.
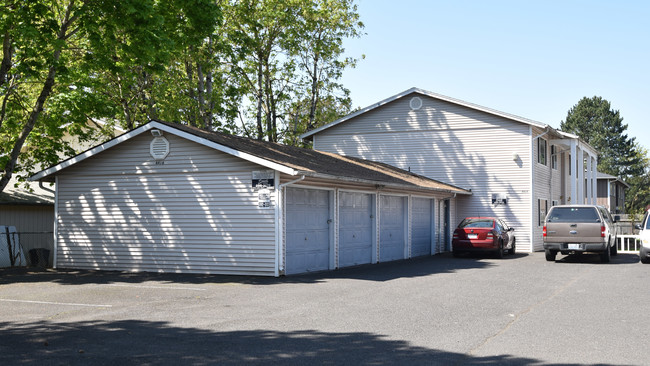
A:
[409,97,423,110]
[150,136,170,160]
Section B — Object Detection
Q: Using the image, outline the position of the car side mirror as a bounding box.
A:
[509,228,515,232]
[635,224,642,230]
[613,215,620,223]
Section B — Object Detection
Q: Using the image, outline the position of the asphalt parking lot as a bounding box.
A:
[1,252,648,366]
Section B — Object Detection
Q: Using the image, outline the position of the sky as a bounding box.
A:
[339,0,649,151]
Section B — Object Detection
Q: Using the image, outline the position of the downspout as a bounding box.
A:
[39,181,55,194]
[531,126,550,252]
[275,175,305,276]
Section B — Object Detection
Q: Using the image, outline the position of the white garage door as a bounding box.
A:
[285,188,331,274]
[339,192,374,267]
[411,198,433,257]
[380,195,406,262]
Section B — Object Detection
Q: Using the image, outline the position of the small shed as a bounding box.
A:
[31,120,470,276]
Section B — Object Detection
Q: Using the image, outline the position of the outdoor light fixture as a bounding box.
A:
[512,152,519,161]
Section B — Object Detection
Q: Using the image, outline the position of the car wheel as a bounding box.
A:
[600,245,611,263]
[545,249,557,262]
[640,247,650,264]
[641,255,650,264]
[495,241,504,259]
[508,239,516,255]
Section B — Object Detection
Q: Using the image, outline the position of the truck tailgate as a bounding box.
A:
[545,222,602,243]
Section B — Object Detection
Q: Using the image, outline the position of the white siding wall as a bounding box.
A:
[56,133,277,276]
[313,95,533,251]
[0,205,54,266]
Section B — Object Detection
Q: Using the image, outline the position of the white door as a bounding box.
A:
[411,198,433,257]
[285,188,331,274]
[339,192,374,267]
[380,195,406,262]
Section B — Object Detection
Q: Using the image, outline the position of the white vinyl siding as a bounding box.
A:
[0,206,54,266]
[56,134,277,276]
[314,94,532,252]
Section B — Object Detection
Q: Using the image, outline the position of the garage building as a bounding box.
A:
[31,120,470,276]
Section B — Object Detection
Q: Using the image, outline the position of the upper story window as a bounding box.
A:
[538,138,547,166]
[551,145,557,170]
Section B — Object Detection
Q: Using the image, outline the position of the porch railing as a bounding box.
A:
[616,235,641,253]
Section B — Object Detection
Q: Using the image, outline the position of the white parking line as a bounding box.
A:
[0,299,112,308]
[107,284,206,291]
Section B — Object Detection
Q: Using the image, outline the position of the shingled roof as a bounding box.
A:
[31,120,470,195]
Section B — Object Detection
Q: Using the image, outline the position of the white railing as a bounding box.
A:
[616,235,641,253]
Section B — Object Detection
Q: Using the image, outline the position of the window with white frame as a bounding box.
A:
[538,138,547,166]
[538,198,548,226]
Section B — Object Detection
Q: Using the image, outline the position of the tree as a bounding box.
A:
[0,0,220,193]
[226,0,363,142]
[625,144,650,215]
[560,96,644,178]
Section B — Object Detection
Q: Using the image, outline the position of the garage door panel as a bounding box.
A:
[286,188,331,274]
[412,198,433,257]
[380,195,406,262]
[339,192,374,268]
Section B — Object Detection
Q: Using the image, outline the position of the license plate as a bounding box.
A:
[568,244,581,250]
[468,234,478,239]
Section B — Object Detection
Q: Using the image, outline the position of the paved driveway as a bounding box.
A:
[1,252,647,365]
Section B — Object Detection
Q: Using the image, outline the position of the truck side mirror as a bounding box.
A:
[635,224,642,230]
[613,215,620,223]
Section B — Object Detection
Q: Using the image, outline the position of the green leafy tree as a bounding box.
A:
[0,0,220,193]
[561,96,643,178]
[625,144,650,215]
[226,0,363,142]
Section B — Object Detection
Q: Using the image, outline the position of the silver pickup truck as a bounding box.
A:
[543,205,619,263]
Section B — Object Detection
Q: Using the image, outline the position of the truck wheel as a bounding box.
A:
[610,239,618,256]
[600,245,611,263]
[545,249,557,262]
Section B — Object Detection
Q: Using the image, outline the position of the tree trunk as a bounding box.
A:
[255,59,264,140]
[0,1,76,193]
[308,55,320,129]
[196,62,207,129]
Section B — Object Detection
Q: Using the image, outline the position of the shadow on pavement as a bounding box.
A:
[0,319,593,366]
[553,252,640,265]
[0,253,503,286]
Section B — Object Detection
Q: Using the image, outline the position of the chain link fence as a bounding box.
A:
[1,228,54,268]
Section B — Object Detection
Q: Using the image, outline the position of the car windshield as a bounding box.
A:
[645,212,650,230]
[459,219,494,229]
[546,207,600,223]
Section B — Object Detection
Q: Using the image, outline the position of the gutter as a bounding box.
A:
[299,171,471,196]
[39,181,55,194]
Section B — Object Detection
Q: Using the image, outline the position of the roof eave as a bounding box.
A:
[29,121,300,182]
[299,171,472,195]
[300,87,549,140]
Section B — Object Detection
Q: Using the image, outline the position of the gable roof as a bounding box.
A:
[30,120,470,195]
[300,87,548,140]
[597,172,630,188]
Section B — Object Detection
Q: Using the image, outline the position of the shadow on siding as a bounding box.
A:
[0,319,575,366]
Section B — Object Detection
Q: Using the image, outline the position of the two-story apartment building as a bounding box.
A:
[302,88,599,252]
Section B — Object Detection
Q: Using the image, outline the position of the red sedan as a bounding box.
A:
[452,217,516,258]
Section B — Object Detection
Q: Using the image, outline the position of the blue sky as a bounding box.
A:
[340,0,649,151]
